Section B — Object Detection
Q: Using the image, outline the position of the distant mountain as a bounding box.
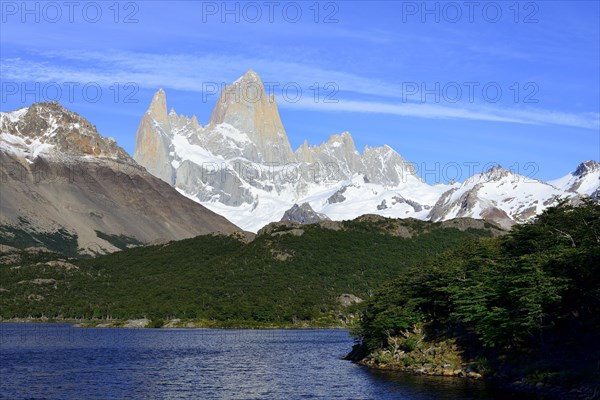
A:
[133,70,447,231]
[428,167,567,229]
[0,102,240,255]
[132,70,599,232]
[549,160,600,200]
[280,203,330,224]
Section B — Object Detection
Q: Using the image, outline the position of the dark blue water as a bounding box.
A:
[0,324,530,399]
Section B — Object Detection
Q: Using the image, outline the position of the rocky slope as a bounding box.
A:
[0,102,240,254]
[133,70,599,232]
[428,167,567,229]
[549,160,600,200]
[280,203,330,224]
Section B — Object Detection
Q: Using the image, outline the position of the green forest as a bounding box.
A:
[353,201,600,390]
[0,216,499,326]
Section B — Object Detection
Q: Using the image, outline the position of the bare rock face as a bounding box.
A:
[280,203,331,224]
[208,70,294,164]
[574,160,600,177]
[439,218,505,236]
[361,145,419,187]
[174,160,255,207]
[327,186,348,204]
[295,132,363,180]
[1,103,241,254]
[123,318,150,328]
[337,294,363,307]
[133,89,175,185]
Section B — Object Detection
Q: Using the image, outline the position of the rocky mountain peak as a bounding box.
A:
[235,69,261,85]
[574,160,600,176]
[1,102,241,255]
[362,144,395,156]
[549,160,600,197]
[295,139,315,163]
[481,165,512,181]
[295,131,363,178]
[130,70,598,233]
[280,203,331,224]
[190,115,201,129]
[325,131,358,152]
[1,102,129,161]
[148,88,169,126]
[361,143,420,186]
[133,89,175,184]
[208,70,294,164]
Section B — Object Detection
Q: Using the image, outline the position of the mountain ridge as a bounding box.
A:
[133,71,443,231]
[132,70,598,232]
[0,102,242,254]
[2,73,596,236]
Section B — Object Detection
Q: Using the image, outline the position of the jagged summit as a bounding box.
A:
[280,203,330,224]
[0,102,241,254]
[133,89,175,184]
[361,143,420,186]
[550,160,600,196]
[132,70,599,232]
[482,165,512,180]
[149,88,166,108]
[574,160,600,176]
[131,71,443,230]
[0,101,129,161]
[147,88,169,127]
[428,165,567,229]
[327,132,359,152]
[207,70,293,164]
[233,69,261,84]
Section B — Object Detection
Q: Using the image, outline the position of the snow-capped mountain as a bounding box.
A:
[1,103,130,162]
[134,70,442,232]
[549,160,600,199]
[0,102,240,254]
[133,70,599,232]
[428,167,568,229]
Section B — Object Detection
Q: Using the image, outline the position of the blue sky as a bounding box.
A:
[1,0,598,183]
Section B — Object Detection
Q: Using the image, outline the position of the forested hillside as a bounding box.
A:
[353,201,600,392]
[0,217,500,327]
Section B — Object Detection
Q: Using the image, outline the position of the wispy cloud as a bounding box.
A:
[285,98,600,130]
[2,50,598,130]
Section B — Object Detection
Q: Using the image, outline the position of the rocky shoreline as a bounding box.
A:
[345,343,599,400]
[356,360,598,400]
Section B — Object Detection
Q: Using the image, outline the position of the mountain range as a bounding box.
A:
[0,70,597,245]
[0,102,240,255]
[132,70,599,232]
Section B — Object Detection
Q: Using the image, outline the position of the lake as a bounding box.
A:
[0,324,536,399]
